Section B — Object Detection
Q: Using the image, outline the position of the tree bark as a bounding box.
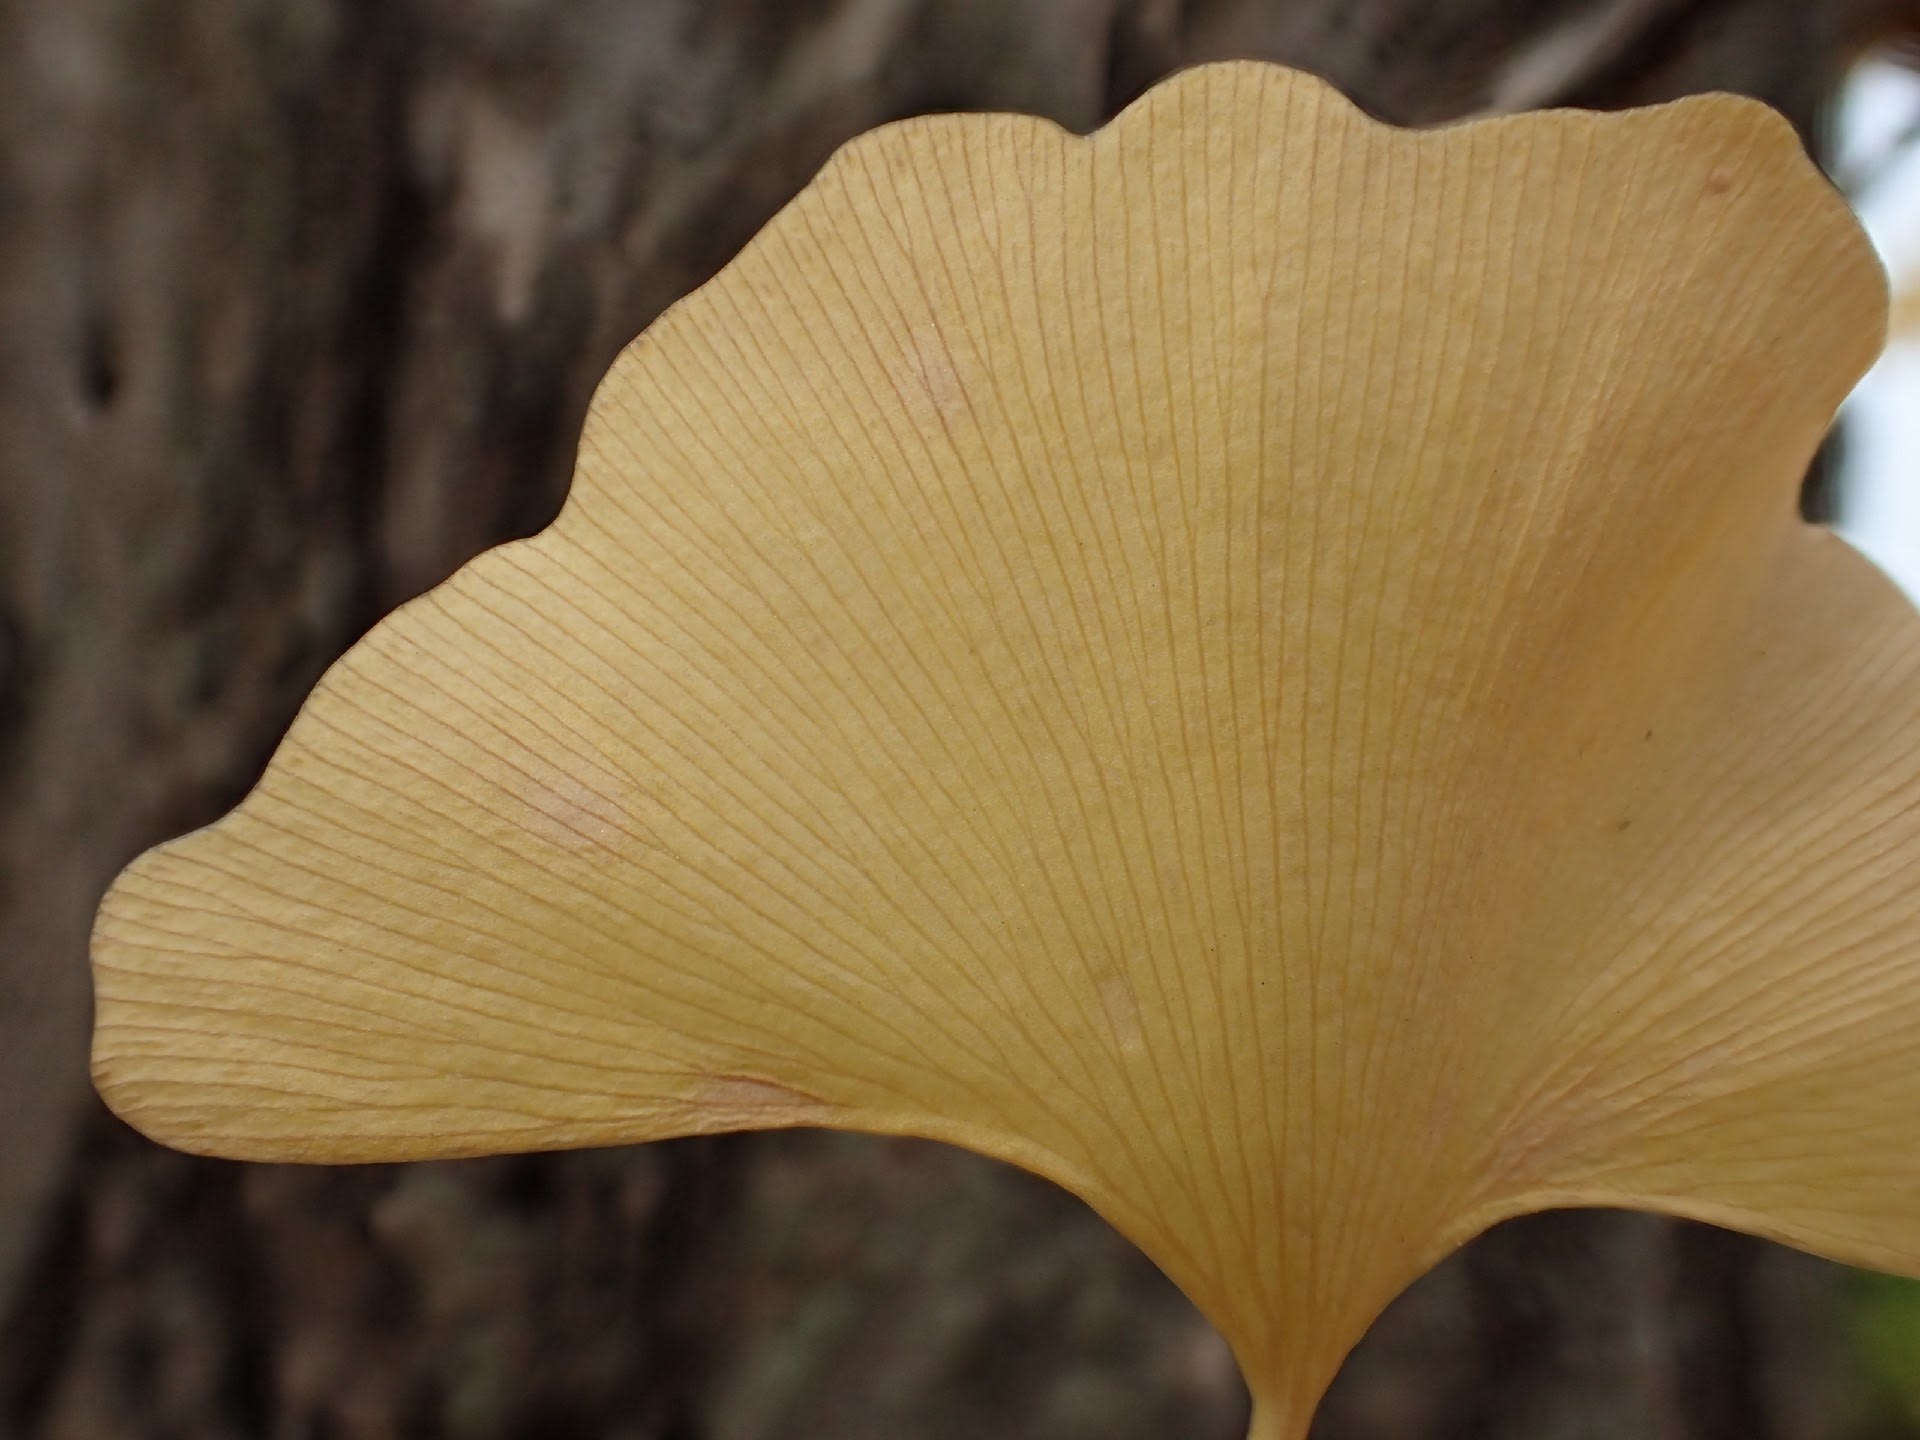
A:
[0,2,1904,1435]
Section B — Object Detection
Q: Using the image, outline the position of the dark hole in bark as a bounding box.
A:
[0,603,28,768]
[80,311,122,412]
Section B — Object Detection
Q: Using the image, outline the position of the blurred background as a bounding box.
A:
[1843,54,1920,598]
[3,3,1920,1437]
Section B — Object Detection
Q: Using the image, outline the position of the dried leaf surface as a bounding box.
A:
[92,63,1912,1432]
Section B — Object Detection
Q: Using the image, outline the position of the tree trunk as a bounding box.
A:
[0,2,1904,1435]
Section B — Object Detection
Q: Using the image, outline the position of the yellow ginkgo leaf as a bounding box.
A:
[1895,275,1919,337]
[91,62,1915,1439]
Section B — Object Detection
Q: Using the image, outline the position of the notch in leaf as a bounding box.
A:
[90,62,1920,1438]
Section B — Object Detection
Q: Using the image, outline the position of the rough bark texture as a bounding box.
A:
[0,2,1907,1436]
